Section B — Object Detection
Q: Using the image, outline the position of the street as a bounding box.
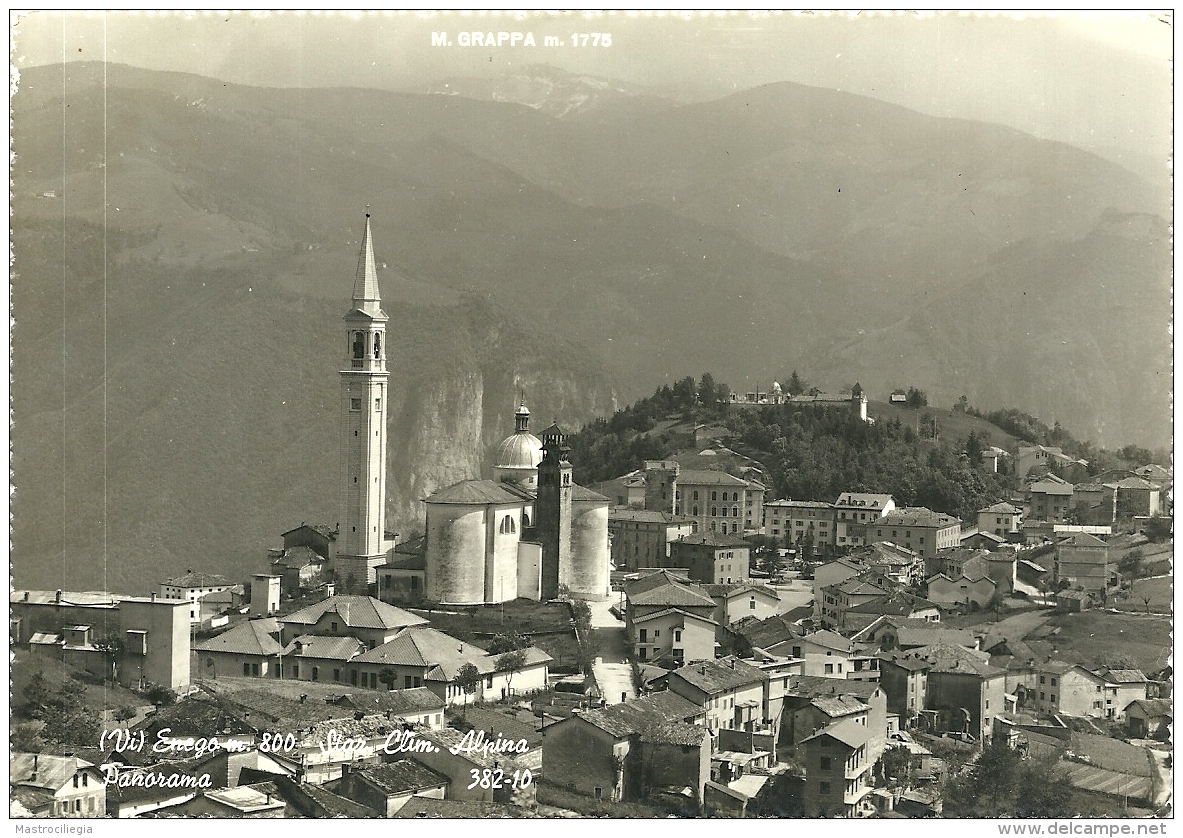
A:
[587,595,638,705]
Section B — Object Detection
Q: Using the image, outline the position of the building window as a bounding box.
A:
[825,663,834,674]
[750,597,756,610]
[375,398,381,412]
[639,629,647,642]
[244,662,250,676]
[350,398,362,411]
[693,491,699,501]
[1050,677,1057,687]
[819,781,831,796]
[673,630,681,642]
[712,492,717,501]
[820,757,832,770]
[499,515,516,534]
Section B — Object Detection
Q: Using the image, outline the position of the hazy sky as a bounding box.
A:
[11,10,1173,165]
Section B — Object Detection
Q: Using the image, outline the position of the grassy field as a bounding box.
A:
[1027,611,1171,674]
[10,651,145,721]
[865,401,1025,451]
[1122,575,1173,614]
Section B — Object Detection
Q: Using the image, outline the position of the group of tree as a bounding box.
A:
[20,671,104,748]
[942,740,1075,817]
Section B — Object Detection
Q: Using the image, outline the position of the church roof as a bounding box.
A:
[352,214,382,307]
[493,431,543,471]
[279,595,428,631]
[570,484,610,502]
[425,479,532,505]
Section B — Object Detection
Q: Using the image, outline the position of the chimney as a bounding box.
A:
[151,593,156,602]
[23,591,29,602]
[55,590,62,604]
[300,694,307,704]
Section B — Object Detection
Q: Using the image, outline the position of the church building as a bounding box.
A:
[323,217,610,605]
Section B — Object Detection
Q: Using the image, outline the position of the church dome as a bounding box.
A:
[493,402,543,470]
[494,430,543,469]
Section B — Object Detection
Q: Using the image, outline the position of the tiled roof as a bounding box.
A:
[790,676,882,700]
[290,781,379,818]
[274,546,325,569]
[334,687,444,716]
[357,760,449,794]
[1028,481,1074,495]
[570,484,610,502]
[895,626,977,648]
[979,502,1023,514]
[393,798,531,818]
[700,583,779,600]
[219,689,352,728]
[669,656,766,695]
[609,508,696,524]
[425,479,532,505]
[1103,669,1148,684]
[908,643,1005,678]
[417,728,527,771]
[628,577,717,610]
[353,626,492,678]
[625,568,693,594]
[381,552,426,571]
[573,690,704,739]
[631,607,719,627]
[834,492,894,508]
[279,595,428,631]
[673,532,751,548]
[1127,699,1172,717]
[282,524,338,540]
[282,634,364,661]
[640,721,709,746]
[194,618,283,656]
[461,707,543,747]
[812,694,870,718]
[765,499,835,509]
[877,507,961,529]
[802,717,869,748]
[163,571,231,588]
[736,614,802,648]
[11,753,95,791]
[1113,477,1156,490]
[1057,533,1108,547]
[803,630,852,652]
[677,469,751,486]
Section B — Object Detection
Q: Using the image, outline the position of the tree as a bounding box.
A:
[486,633,531,655]
[377,666,399,691]
[1118,548,1145,579]
[787,370,805,396]
[114,705,137,723]
[496,650,528,698]
[1144,516,1172,542]
[954,395,969,413]
[906,387,928,408]
[22,672,52,718]
[455,663,482,718]
[965,430,985,465]
[967,739,1023,815]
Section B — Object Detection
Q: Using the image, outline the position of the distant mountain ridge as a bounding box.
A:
[10,61,1170,593]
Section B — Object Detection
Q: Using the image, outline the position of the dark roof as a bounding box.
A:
[461,707,543,747]
[631,607,718,627]
[273,546,325,569]
[11,753,97,791]
[610,508,696,524]
[334,687,444,716]
[163,571,231,588]
[677,469,752,487]
[790,675,882,701]
[669,656,767,695]
[979,502,1023,514]
[280,595,428,631]
[672,532,751,549]
[282,634,365,661]
[393,798,532,818]
[289,781,380,818]
[572,690,704,738]
[358,760,449,794]
[194,618,283,656]
[353,627,496,679]
[392,535,427,556]
[1103,668,1148,684]
[908,643,1005,678]
[219,689,353,728]
[628,575,717,610]
[424,479,532,505]
[877,507,961,529]
[811,694,871,718]
[1127,699,1172,717]
[380,552,427,571]
[700,582,779,600]
[640,721,710,746]
[282,523,338,540]
[801,717,869,748]
[734,614,802,648]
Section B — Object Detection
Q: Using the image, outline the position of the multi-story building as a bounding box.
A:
[1114,477,1162,519]
[1025,479,1075,523]
[673,469,765,536]
[833,493,896,550]
[762,499,836,550]
[158,571,235,624]
[1054,532,1109,592]
[11,754,107,818]
[668,532,751,584]
[667,657,774,740]
[1031,661,1116,718]
[625,570,718,665]
[976,502,1023,537]
[801,718,876,818]
[608,508,697,571]
[866,507,961,560]
[1073,483,1119,526]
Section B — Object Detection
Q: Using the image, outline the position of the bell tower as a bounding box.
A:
[336,214,389,590]
[536,421,573,601]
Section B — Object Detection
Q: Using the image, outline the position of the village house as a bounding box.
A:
[330,686,446,729]
[609,508,698,571]
[850,541,927,587]
[867,507,961,560]
[702,582,781,628]
[625,570,719,665]
[667,657,775,742]
[833,492,896,549]
[158,571,236,624]
[1072,483,1119,526]
[672,468,766,536]
[813,557,867,592]
[1053,532,1110,593]
[1113,477,1162,519]
[269,546,329,597]
[762,499,837,550]
[329,760,449,816]
[926,571,998,610]
[1030,661,1116,718]
[277,594,428,650]
[1025,478,1075,523]
[1015,445,1088,481]
[878,655,931,729]
[193,617,285,679]
[1126,699,1172,739]
[796,629,856,678]
[10,753,107,818]
[974,504,1022,537]
[376,537,427,604]
[817,576,891,630]
[411,727,536,807]
[853,617,974,655]
[911,644,1006,742]
[842,592,942,634]
[348,625,550,702]
[1099,668,1150,717]
[541,690,709,806]
[800,717,877,818]
[667,531,752,584]
[591,470,648,508]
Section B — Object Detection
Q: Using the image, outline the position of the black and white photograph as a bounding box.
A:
[8,9,1173,824]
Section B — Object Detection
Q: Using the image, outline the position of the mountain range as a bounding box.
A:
[11,61,1170,593]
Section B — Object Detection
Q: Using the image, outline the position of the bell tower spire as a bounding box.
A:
[336,213,391,592]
